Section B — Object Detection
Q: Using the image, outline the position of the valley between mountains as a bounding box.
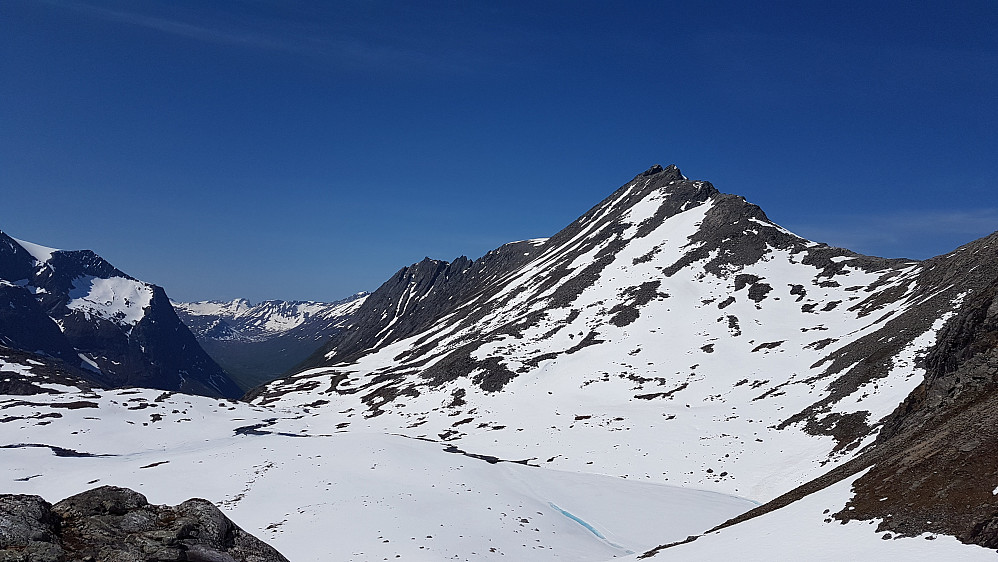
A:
[3,164,998,560]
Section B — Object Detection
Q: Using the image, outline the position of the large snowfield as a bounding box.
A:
[0,377,757,561]
[2,363,993,560]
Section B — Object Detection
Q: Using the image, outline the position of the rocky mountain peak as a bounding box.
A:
[639,163,684,179]
[293,165,777,374]
[641,163,666,176]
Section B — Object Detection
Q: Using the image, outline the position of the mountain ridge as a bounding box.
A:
[248,163,996,505]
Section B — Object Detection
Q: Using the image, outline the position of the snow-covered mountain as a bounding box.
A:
[4,164,998,560]
[0,231,242,399]
[252,164,992,499]
[172,294,367,390]
[243,164,998,555]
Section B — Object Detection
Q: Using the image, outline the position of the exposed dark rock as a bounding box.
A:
[441,443,535,466]
[0,494,62,562]
[733,274,760,291]
[750,340,784,352]
[640,164,665,176]
[726,315,741,337]
[0,443,113,458]
[0,346,95,395]
[0,486,288,561]
[0,285,79,366]
[836,277,998,547]
[747,283,772,303]
[789,284,806,301]
[0,235,37,283]
[609,281,665,327]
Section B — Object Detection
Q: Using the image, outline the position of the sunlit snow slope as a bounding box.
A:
[629,469,997,561]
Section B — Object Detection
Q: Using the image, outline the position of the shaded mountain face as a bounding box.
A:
[251,164,998,504]
[0,232,242,399]
[172,295,368,390]
[0,345,95,396]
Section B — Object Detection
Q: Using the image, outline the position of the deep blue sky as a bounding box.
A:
[2,1,996,303]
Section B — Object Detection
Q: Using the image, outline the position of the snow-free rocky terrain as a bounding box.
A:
[173,294,367,390]
[0,485,288,561]
[3,164,998,560]
[0,232,241,399]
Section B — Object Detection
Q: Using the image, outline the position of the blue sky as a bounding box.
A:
[2,1,996,303]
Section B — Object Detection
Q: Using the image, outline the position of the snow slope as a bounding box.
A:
[633,470,996,561]
[67,275,154,325]
[11,237,57,263]
[4,320,993,560]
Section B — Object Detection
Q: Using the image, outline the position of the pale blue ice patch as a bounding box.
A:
[549,502,634,554]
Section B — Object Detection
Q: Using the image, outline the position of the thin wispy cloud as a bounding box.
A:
[785,208,998,259]
[40,0,288,50]
[38,0,479,73]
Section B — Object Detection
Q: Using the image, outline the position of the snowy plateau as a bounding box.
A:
[4,164,998,560]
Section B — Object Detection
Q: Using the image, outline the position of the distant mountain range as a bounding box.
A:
[172,295,367,390]
[4,164,998,559]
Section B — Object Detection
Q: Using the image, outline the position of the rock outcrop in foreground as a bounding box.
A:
[0,485,288,562]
